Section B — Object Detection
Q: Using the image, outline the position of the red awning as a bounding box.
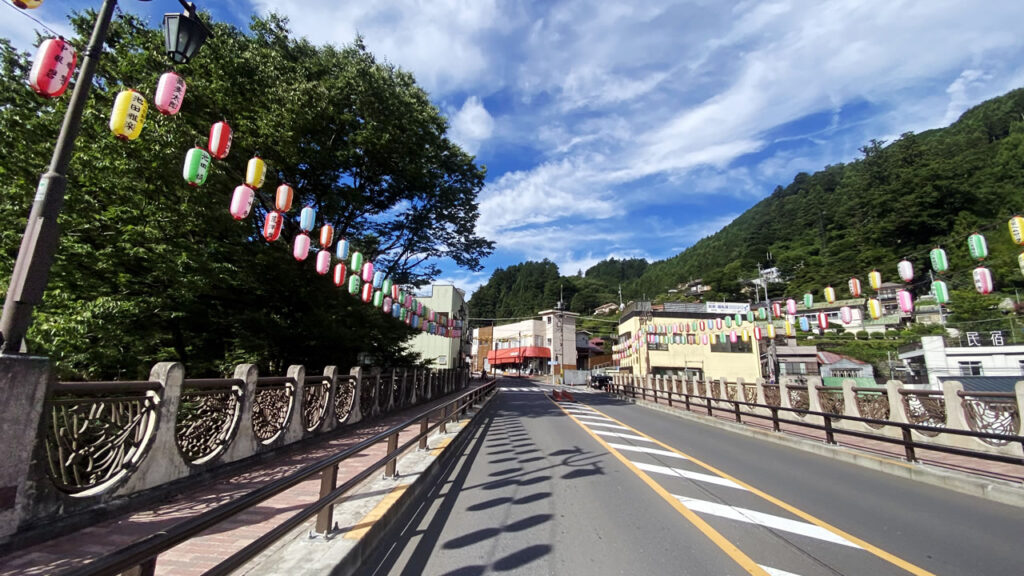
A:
[486,346,551,364]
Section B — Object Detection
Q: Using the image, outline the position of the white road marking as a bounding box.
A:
[674,496,860,548]
[761,566,805,576]
[633,461,746,490]
[573,414,613,422]
[582,421,630,430]
[605,443,689,460]
[592,430,655,443]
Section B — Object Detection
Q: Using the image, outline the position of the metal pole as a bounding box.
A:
[0,0,119,354]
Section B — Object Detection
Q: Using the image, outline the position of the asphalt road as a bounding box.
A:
[362,378,1024,575]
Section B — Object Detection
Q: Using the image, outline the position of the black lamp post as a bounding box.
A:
[0,0,212,355]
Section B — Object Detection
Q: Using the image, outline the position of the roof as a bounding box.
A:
[817,351,868,365]
[937,376,1023,393]
[822,377,877,387]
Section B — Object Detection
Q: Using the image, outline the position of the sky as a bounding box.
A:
[5,0,1024,297]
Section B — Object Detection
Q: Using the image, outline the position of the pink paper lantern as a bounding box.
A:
[29,38,76,98]
[315,250,331,275]
[293,234,310,261]
[840,306,852,324]
[361,261,374,283]
[154,71,186,115]
[973,266,993,295]
[896,289,914,314]
[786,298,797,316]
[229,184,254,220]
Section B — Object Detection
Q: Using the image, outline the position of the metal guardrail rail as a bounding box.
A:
[65,380,498,576]
[611,381,1024,467]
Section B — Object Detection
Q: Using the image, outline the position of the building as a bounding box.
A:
[817,351,874,385]
[766,338,820,383]
[407,285,469,370]
[898,333,1024,390]
[472,308,578,375]
[615,301,762,383]
[593,302,620,316]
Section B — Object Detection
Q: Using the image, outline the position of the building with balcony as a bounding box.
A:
[407,284,469,370]
[471,308,578,375]
[898,334,1024,391]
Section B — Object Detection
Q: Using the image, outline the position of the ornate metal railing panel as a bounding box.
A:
[252,379,294,443]
[763,384,781,407]
[711,380,722,400]
[360,373,376,414]
[696,380,706,397]
[726,383,738,401]
[818,388,844,418]
[45,381,160,495]
[901,390,945,436]
[961,393,1020,446]
[175,380,243,464]
[335,376,355,424]
[302,376,330,433]
[743,384,757,404]
[854,389,889,429]
[787,385,809,412]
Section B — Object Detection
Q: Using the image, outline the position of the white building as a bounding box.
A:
[899,333,1024,389]
[473,309,578,375]
[407,285,470,370]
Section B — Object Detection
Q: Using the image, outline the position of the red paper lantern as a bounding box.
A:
[29,37,76,98]
[208,121,232,159]
[262,210,283,242]
[276,184,294,212]
[333,263,346,286]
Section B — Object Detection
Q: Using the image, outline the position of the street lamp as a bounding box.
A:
[0,0,213,354]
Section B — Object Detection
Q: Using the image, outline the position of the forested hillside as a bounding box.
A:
[470,87,1024,323]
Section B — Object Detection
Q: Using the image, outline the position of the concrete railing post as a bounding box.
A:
[320,366,339,433]
[347,366,364,425]
[118,362,189,494]
[223,364,259,463]
[282,365,306,444]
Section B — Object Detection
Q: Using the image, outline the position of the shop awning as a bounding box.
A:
[487,346,551,364]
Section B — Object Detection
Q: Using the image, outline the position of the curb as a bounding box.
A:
[614,394,1024,508]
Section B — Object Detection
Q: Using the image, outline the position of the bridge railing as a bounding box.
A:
[609,373,1024,466]
[11,363,468,544]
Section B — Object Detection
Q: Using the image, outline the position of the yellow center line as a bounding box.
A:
[550,395,768,576]
[556,399,935,576]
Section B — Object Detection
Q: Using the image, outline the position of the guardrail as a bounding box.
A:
[63,380,497,576]
[610,374,1024,467]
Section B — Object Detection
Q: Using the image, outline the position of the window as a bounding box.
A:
[709,339,752,354]
[779,362,807,375]
[959,361,982,376]
[649,342,669,351]
[832,368,861,378]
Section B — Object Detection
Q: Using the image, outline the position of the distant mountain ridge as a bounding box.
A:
[469,87,1024,322]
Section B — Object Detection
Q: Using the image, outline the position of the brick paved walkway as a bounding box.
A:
[0,383,490,576]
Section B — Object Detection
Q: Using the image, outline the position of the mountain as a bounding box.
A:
[469,87,1024,323]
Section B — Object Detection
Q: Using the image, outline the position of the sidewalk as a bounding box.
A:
[0,383,490,576]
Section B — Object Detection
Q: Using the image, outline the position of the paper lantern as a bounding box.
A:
[868,270,882,291]
[714,318,723,330]
[734,313,742,326]
[373,270,384,289]
[383,278,393,297]
[929,248,949,274]
[391,284,399,300]
[392,303,401,317]
[1019,253,1024,278]
[29,37,76,98]
[824,286,836,304]
[1010,216,1024,245]
[753,326,762,340]
[840,306,852,324]
[14,0,44,8]
[361,261,374,283]
[786,299,796,316]
[817,312,829,330]
[335,239,349,260]
[725,316,733,328]
[932,280,949,305]
[246,156,266,188]
[319,225,333,248]
[799,317,810,332]
[361,282,373,303]
[968,233,988,261]
[896,290,913,314]
[383,296,392,313]
[262,210,283,242]
[897,259,914,283]
[428,310,436,323]
[293,233,310,261]
[741,330,749,342]
[784,321,793,336]
[348,274,361,295]
[729,330,738,343]
[746,311,754,323]
[275,184,293,212]
[182,146,210,186]
[848,277,862,298]
[299,206,316,232]
[758,308,767,320]
[867,298,882,320]
[699,320,706,331]
[766,324,776,339]
[772,301,782,318]
[315,250,331,275]
[229,184,254,220]
[208,121,232,159]
[109,89,147,140]
[154,71,186,115]
[973,266,993,294]
[333,263,346,287]
[803,293,813,309]
[351,251,364,272]
[701,334,709,345]
[373,290,384,307]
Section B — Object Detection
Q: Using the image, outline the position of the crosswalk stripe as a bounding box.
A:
[673,496,861,548]
[761,566,804,576]
[592,430,654,442]
[573,414,612,422]
[605,443,689,460]
[633,461,746,489]
[583,422,630,430]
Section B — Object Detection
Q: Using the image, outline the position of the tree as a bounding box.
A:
[0,13,490,378]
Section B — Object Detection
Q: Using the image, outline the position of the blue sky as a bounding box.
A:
[6,1,1024,297]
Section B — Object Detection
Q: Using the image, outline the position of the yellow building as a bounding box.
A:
[615,302,763,382]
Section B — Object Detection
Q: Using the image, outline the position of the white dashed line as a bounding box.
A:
[605,443,689,460]
[632,461,746,490]
[592,430,655,442]
[582,422,630,431]
[760,566,805,576]
[673,497,860,548]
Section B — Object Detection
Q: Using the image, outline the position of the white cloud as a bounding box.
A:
[0,6,72,52]
[448,96,494,156]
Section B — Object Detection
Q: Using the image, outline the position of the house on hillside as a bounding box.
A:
[817,351,875,383]
[593,302,620,315]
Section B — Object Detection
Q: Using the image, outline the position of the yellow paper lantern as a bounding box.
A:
[246,156,266,188]
[109,89,147,141]
[868,270,882,291]
[14,0,44,9]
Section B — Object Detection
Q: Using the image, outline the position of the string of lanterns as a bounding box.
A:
[23,17,464,341]
[613,220,1024,363]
